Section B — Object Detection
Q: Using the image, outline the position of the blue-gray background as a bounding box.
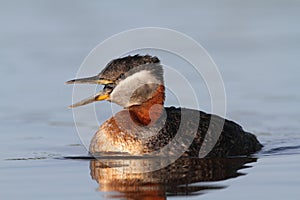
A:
[1,0,299,199]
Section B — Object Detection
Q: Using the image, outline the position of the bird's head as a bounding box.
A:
[66,55,165,108]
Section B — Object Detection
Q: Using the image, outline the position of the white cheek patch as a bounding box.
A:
[110,70,161,107]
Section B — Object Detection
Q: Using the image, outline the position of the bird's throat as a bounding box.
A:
[128,85,165,126]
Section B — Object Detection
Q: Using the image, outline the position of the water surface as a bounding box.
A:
[1,0,300,199]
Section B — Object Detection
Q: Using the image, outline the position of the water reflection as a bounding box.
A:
[90,156,257,199]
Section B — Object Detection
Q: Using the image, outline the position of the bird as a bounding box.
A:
[66,55,262,157]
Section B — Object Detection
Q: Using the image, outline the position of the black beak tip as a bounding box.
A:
[65,80,75,85]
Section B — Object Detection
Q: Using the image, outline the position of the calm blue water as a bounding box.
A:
[1,0,300,199]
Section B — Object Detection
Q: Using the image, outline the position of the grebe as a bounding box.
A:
[66,55,262,157]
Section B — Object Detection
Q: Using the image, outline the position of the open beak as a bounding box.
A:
[66,76,113,108]
[65,75,113,85]
[68,90,110,108]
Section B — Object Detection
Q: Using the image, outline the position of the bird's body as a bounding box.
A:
[89,107,262,157]
[67,55,262,157]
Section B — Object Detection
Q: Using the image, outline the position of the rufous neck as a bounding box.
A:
[128,85,165,126]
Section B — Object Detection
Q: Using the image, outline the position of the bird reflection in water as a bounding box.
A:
[89,156,257,199]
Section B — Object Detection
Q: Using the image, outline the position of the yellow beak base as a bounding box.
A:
[95,94,110,101]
